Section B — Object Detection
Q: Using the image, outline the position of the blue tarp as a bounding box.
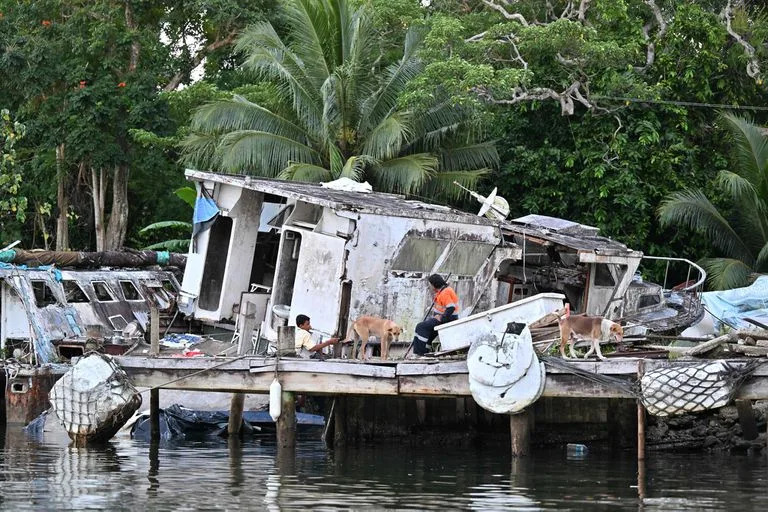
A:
[701,275,768,330]
[192,194,219,237]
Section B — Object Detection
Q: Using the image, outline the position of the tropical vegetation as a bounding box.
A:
[0,0,767,289]
[659,114,768,290]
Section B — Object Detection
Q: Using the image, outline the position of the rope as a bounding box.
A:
[541,356,640,397]
[137,354,251,393]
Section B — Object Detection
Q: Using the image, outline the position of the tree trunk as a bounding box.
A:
[91,167,107,251]
[105,163,129,250]
[55,144,69,251]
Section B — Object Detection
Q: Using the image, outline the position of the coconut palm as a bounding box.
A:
[658,113,768,289]
[180,0,496,197]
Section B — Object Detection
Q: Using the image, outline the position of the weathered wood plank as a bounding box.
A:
[126,369,399,395]
[398,374,470,396]
[114,356,252,371]
[396,361,468,376]
[250,360,396,378]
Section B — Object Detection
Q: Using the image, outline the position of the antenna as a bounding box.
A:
[453,182,510,221]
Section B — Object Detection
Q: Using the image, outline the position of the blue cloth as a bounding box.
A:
[701,275,768,330]
[192,194,219,237]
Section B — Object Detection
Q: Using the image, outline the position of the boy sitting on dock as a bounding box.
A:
[295,314,339,359]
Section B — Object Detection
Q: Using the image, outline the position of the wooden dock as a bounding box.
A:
[113,356,768,400]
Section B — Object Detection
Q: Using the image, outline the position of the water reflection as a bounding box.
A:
[1,424,768,511]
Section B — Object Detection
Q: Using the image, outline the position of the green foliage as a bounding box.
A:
[659,114,768,290]
[181,0,495,198]
[0,109,28,234]
[137,187,195,251]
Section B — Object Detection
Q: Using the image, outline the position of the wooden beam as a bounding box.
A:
[278,391,296,449]
[150,306,159,357]
[229,302,257,436]
[251,360,396,378]
[510,412,530,457]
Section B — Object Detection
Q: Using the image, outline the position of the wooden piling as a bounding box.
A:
[228,302,257,436]
[333,396,347,448]
[277,326,295,357]
[149,305,160,441]
[735,399,758,441]
[510,411,530,457]
[150,388,160,441]
[277,391,296,449]
[637,360,646,461]
[150,306,160,357]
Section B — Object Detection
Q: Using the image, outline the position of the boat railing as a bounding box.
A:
[639,255,707,306]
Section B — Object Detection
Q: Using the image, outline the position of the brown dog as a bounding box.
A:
[345,316,402,360]
[558,304,623,360]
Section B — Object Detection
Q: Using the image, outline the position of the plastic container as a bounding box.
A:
[434,293,565,351]
[566,443,588,456]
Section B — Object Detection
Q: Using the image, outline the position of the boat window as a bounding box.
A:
[594,264,615,287]
[120,280,143,301]
[62,280,89,303]
[92,281,117,302]
[391,238,449,272]
[199,216,233,310]
[31,280,58,307]
[439,242,494,276]
[637,294,661,309]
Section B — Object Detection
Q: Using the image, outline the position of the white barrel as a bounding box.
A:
[269,378,282,421]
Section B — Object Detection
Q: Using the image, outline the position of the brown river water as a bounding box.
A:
[1,425,767,511]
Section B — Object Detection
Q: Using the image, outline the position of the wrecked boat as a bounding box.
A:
[0,257,183,363]
[176,171,706,354]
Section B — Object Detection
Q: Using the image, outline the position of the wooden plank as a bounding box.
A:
[398,374,470,396]
[250,360,396,378]
[126,368,398,395]
[541,375,635,398]
[114,356,251,371]
[396,361,468,376]
[728,344,768,356]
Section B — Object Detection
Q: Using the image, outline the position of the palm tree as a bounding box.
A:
[658,113,768,289]
[180,0,496,198]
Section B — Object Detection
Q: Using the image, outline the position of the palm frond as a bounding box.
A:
[339,155,376,181]
[700,257,753,290]
[373,153,437,194]
[658,189,754,265]
[174,187,197,208]
[144,239,191,252]
[278,162,335,182]
[722,112,768,186]
[361,113,412,160]
[140,220,193,234]
[237,24,323,137]
[191,95,308,141]
[755,241,768,270]
[421,169,489,200]
[178,132,222,170]
[716,170,760,202]
[285,0,334,86]
[218,130,322,176]
[439,142,499,172]
[359,28,424,134]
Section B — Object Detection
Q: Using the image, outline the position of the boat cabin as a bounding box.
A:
[0,268,180,362]
[178,170,522,345]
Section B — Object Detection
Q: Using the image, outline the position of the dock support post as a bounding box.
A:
[149,305,160,442]
[150,388,160,441]
[510,411,530,457]
[277,391,296,450]
[333,397,347,449]
[637,360,646,461]
[735,400,758,441]
[228,302,256,436]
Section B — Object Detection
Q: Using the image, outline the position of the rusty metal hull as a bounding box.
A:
[5,371,60,425]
